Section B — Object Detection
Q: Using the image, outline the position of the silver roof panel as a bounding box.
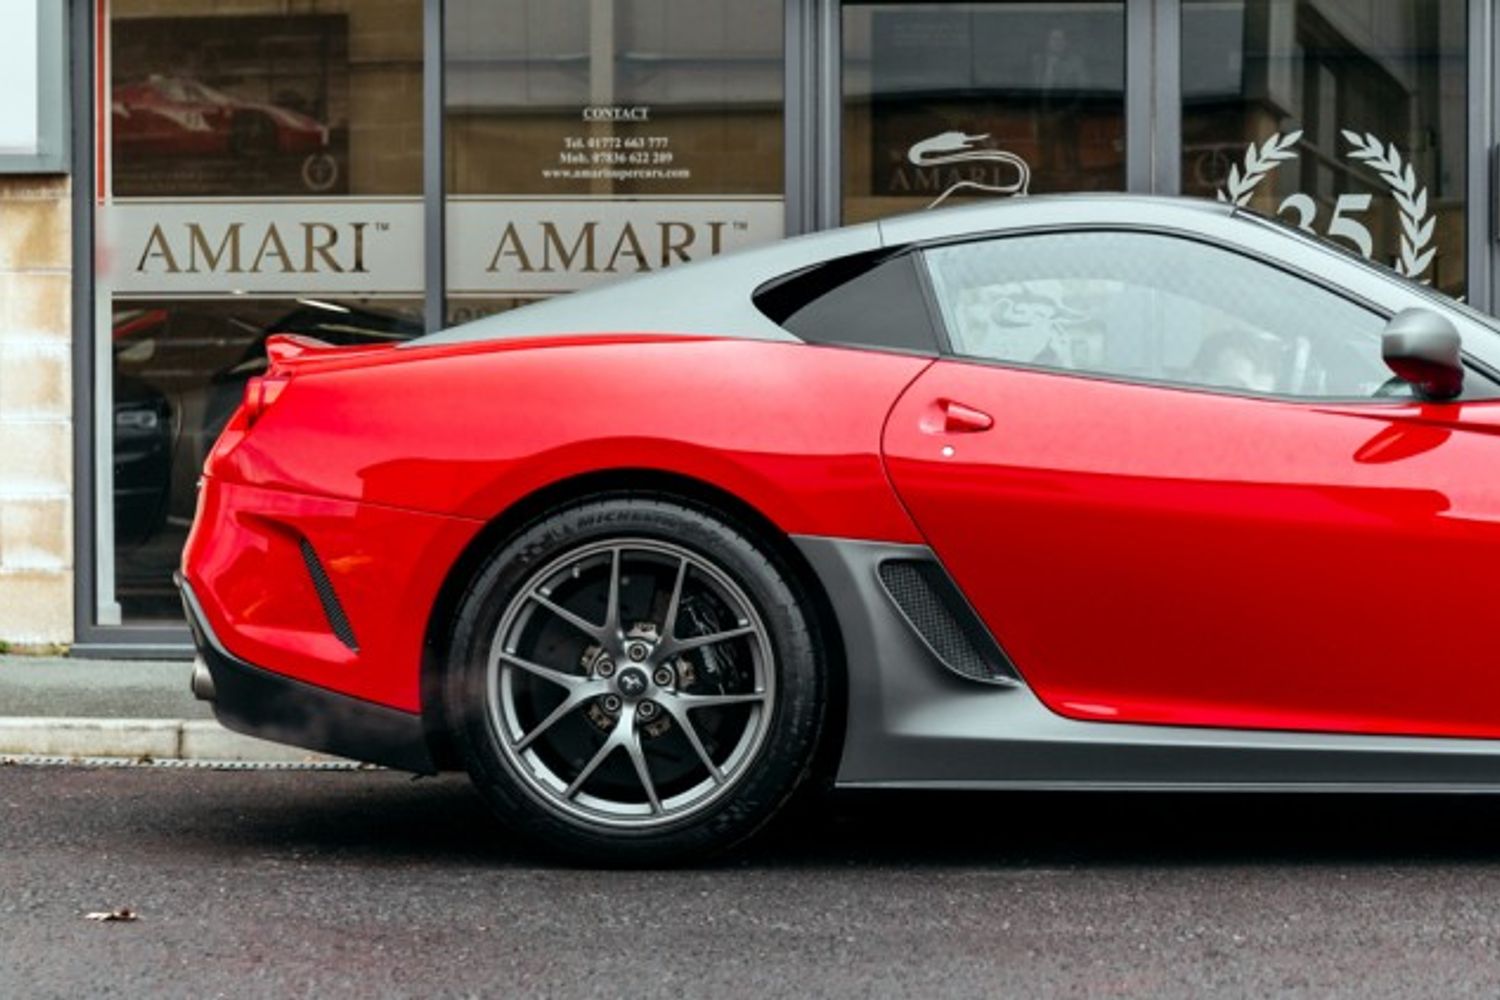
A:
[411,221,881,347]
[877,193,1235,246]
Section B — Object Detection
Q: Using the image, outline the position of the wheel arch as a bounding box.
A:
[419,467,848,773]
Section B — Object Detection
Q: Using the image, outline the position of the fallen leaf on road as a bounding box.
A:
[84,907,138,922]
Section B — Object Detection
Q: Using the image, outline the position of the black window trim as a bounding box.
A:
[909,222,1500,406]
[752,245,944,358]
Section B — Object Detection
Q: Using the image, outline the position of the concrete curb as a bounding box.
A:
[0,717,350,765]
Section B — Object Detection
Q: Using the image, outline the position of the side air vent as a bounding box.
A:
[299,538,359,653]
[876,559,1019,686]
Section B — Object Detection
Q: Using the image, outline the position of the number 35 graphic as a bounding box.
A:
[1277,192,1374,259]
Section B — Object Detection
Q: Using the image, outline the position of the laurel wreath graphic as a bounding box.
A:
[1215,129,1435,281]
[1216,130,1302,207]
[1340,130,1435,280]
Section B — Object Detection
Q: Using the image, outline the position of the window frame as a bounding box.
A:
[911,223,1500,406]
[0,0,69,174]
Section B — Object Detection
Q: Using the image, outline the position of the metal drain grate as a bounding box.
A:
[0,753,376,772]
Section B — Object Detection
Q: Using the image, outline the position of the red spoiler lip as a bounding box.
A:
[264,331,725,377]
[264,333,398,374]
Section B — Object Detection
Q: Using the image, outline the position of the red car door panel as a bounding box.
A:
[883,359,1500,738]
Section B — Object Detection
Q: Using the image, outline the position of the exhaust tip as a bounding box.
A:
[190,658,217,701]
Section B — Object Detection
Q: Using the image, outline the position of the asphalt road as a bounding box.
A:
[6,764,1500,998]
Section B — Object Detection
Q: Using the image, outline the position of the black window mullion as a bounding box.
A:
[423,0,446,333]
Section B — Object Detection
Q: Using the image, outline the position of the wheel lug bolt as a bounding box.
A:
[652,666,674,687]
[602,694,622,713]
[596,658,615,678]
[627,642,649,662]
[638,700,659,721]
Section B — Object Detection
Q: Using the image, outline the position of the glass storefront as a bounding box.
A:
[1181,0,1468,298]
[842,1,1126,222]
[443,0,785,324]
[79,0,1500,641]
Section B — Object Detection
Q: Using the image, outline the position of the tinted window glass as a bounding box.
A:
[923,231,1391,398]
[757,252,940,354]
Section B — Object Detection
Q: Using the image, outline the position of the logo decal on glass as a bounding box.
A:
[907,131,1031,209]
[1216,130,1435,283]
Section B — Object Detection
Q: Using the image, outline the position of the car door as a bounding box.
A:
[882,228,1500,739]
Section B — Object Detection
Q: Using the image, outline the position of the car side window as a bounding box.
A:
[922,230,1397,399]
[755,250,942,355]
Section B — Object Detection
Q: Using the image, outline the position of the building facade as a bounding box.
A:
[0,0,1491,653]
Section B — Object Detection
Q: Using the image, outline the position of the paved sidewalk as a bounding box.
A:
[0,655,350,764]
[0,656,207,719]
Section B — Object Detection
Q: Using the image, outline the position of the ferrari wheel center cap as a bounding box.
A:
[616,667,650,698]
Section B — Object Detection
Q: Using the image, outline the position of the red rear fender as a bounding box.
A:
[215,338,929,544]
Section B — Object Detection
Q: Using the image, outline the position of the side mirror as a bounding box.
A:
[1382,308,1463,401]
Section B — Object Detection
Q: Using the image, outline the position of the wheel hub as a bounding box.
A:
[615,666,650,698]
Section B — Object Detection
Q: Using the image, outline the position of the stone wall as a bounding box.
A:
[0,175,72,645]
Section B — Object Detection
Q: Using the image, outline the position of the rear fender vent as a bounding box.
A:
[876,559,1019,686]
[299,538,360,653]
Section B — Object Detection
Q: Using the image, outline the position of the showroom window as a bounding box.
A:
[89,0,788,634]
[443,0,786,325]
[1181,0,1467,298]
[98,0,425,623]
[840,1,1127,223]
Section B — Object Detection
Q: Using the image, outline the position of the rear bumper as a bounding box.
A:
[178,575,436,774]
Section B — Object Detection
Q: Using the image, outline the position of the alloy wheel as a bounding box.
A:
[486,538,776,829]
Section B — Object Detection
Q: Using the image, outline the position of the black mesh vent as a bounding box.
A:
[299,538,359,653]
[877,560,1018,685]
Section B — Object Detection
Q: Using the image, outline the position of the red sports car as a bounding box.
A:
[113,76,338,191]
[180,196,1500,864]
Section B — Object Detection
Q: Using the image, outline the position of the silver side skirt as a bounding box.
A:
[793,536,1500,791]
